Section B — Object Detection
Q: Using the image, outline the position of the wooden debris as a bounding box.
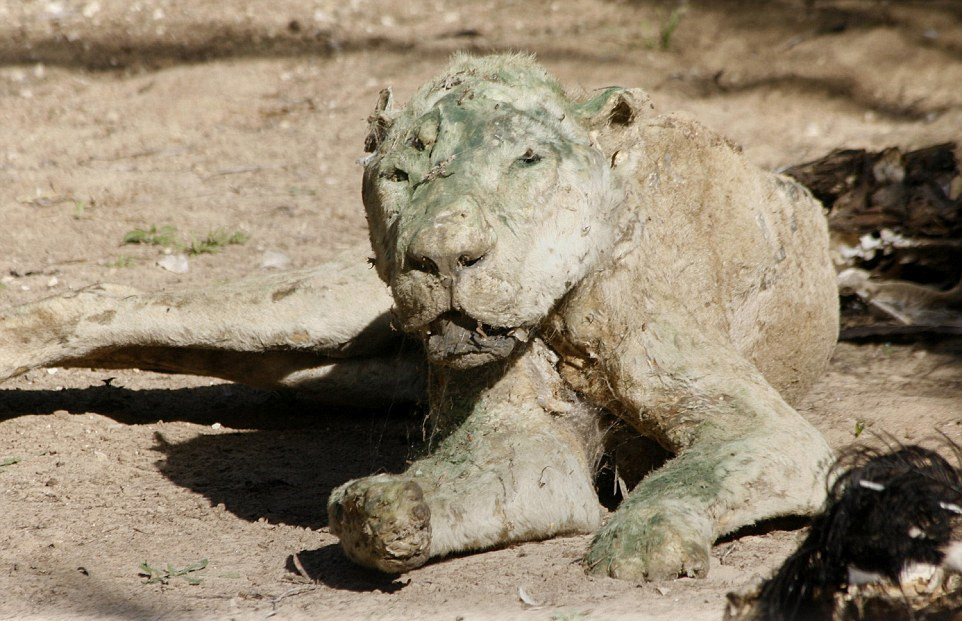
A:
[785,143,962,339]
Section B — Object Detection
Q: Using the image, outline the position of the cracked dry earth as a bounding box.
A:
[1,1,961,619]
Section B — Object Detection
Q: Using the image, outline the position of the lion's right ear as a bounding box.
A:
[575,87,651,132]
[364,88,397,153]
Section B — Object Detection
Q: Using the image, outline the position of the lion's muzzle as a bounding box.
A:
[405,195,496,280]
[424,312,526,368]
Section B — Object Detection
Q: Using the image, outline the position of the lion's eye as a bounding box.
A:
[517,148,542,166]
[381,167,410,182]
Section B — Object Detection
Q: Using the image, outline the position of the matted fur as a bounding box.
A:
[1,54,841,581]
[333,54,839,579]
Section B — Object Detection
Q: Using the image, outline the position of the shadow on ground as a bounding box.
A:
[287,546,410,593]
[0,382,419,530]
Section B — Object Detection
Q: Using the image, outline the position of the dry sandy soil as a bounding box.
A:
[1,1,961,619]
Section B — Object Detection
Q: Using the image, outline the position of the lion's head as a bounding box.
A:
[361,54,649,368]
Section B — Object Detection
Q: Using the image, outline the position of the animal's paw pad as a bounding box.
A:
[585,508,711,581]
[328,476,431,573]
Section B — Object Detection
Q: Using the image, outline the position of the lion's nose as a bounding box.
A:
[406,207,495,278]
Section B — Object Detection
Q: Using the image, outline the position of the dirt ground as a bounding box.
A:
[1,1,961,619]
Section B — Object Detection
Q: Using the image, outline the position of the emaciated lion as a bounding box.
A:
[0,54,839,581]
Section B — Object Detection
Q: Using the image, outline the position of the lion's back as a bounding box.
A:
[626,113,838,403]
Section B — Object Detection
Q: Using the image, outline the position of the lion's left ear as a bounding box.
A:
[574,87,651,160]
[575,87,651,131]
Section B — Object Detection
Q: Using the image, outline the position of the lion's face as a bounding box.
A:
[362,67,628,369]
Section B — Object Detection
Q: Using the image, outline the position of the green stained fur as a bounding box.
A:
[340,53,836,581]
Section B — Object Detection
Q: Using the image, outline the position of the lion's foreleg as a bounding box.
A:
[328,346,605,573]
[329,417,602,573]
[587,369,833,581]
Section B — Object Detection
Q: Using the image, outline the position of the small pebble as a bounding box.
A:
[157,254,189,274]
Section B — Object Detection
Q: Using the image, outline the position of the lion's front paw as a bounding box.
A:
[327,475,431,573]
[585,504,711,581]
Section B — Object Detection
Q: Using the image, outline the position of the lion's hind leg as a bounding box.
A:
[0,282,145,382]
[0,247,422,404]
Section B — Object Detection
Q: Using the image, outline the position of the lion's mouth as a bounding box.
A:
[423,312,530,368]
